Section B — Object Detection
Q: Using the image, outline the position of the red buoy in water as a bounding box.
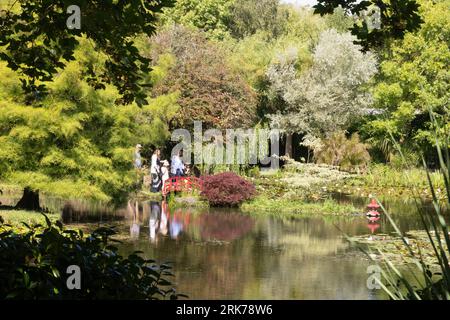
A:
[366,199,381,236]
[366,199,381,217]
[367,198,380,210]
[366,210,381,217]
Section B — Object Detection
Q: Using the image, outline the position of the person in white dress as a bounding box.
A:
[161,160,170,192]
[150,149,162,192]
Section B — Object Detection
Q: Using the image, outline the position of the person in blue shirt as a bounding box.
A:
[171,150,185,177]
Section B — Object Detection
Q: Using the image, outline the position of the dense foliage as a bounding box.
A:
[314,131,371,172]
[1,0,448,200]
[0,215,182,299]
[363,0,450,164]
[149,25,257,129]
[314,0,423,50]
[201,172,256,206]
[227,0,285,39]
[0,0,174,106]
[159,0,233,40]
[0,39,179,202]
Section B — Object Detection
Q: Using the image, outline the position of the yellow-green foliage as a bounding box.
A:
[314,131,371,172]
[364,0,450,160]
[0,210,60,229]
[0,38,179,201]
[362,164,444,191]
[241,196,357,217]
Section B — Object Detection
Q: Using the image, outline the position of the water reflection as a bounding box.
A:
[128,200,140,240]
[118,208,375,299]
[125,201,255,243]
[62,201,126,223]
[159,203,169,237]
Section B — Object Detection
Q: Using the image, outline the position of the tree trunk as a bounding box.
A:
[285,133,293,158]
[15,187,41,211]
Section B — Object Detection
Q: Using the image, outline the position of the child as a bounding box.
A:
[161,160,170,191]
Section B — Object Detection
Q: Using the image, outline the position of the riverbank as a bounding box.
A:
[0,209,60,230]
[240,165,360,217]
[134,190,209,209]
[325,164,446,201]
[241,196,358,217]
[237,162,448,218]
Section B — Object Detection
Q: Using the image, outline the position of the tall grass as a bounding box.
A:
[241,195,357,217]
[364,112,450,300]
[0,210,60,228]
[362,165,445,191]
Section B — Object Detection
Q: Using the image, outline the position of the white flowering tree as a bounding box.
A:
[267,29,378,158]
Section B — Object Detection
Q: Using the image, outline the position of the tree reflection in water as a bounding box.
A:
[196,213,254,241]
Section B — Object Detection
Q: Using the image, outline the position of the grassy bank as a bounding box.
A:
[0,209,60,229]
[169,196,209,210]
[328,164,446,201]
[247,164,351,200]
[241,165,360,217]
[0,183,23,195]
[241,196,358,217]
[134,190,163,202]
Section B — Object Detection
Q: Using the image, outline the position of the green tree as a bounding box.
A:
[227,32,275,89]
[0,0,174,106]
[323,6,355,33]
[314,0,423,50]
[227,0,285,39]
[159,0,234,40]
[363,0,450,163]
[0,39,179,209]
[280,5,328,46]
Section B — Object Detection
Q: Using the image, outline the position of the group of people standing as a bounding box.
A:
[134,144,186,193]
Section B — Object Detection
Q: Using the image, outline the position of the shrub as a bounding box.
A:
[245,166,260,178]
[389,150,421,169]
[314,131,371,172]
[0,215,184,300]
[200,172,256,206]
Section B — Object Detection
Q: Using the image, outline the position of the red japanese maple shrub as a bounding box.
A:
[200,172,256,207]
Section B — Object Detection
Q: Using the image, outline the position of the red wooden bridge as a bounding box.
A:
[162,176,203,197]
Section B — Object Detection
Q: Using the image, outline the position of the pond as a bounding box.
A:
[1,192,440,299]
[118,203,374,300]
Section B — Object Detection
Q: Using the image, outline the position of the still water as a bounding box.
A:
[1,193,435,299]
[119,203,375,300]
